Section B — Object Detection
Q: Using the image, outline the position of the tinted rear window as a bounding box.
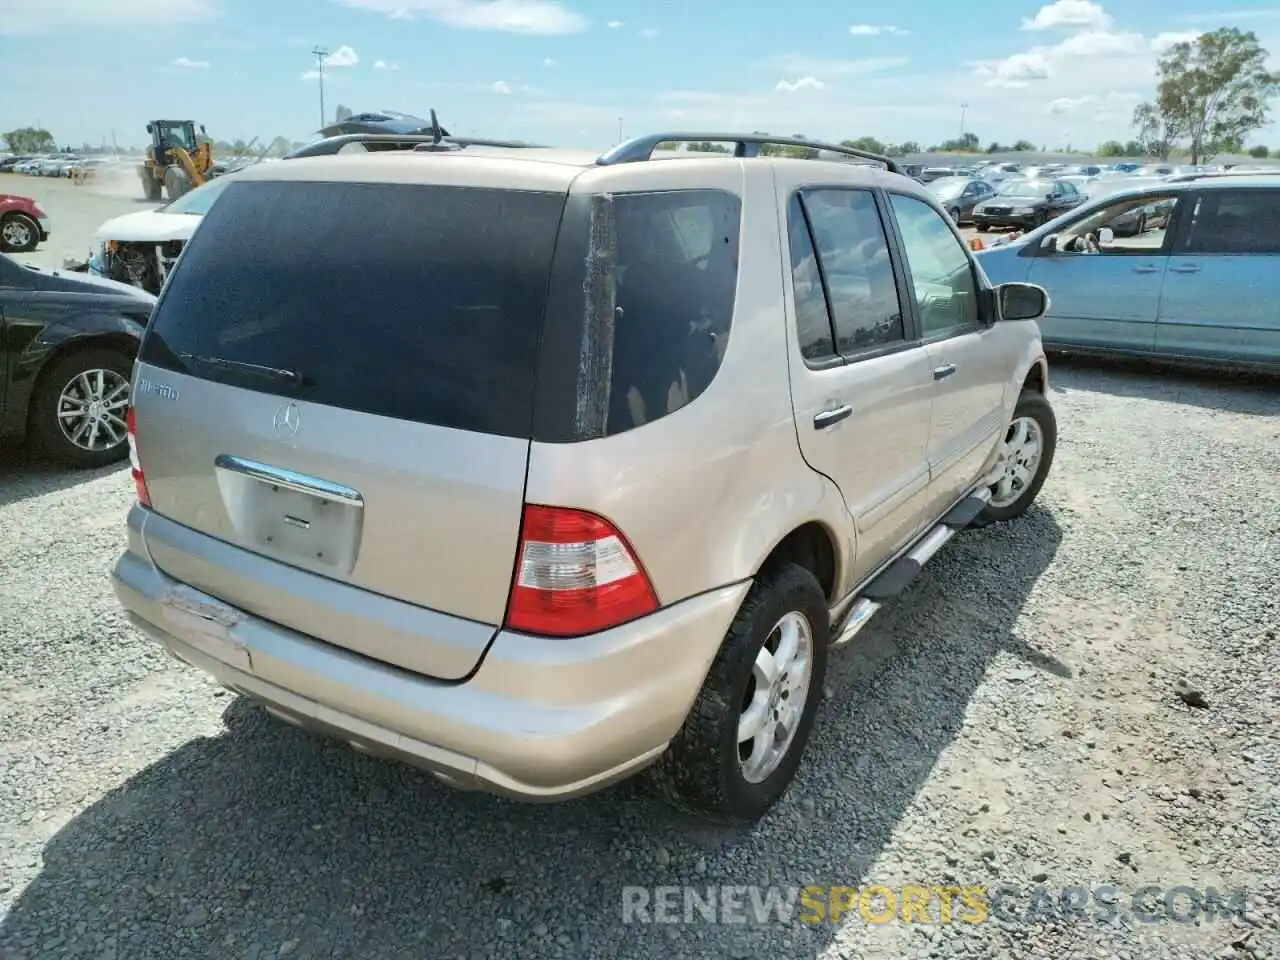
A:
[139,180,567,438]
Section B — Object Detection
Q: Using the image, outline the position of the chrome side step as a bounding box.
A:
[830,488,991,649]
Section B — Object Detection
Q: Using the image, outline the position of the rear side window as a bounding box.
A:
[796,189,905,355]
[1181,190,1280,254]
[531,188,741,442]
[139,180,567,438]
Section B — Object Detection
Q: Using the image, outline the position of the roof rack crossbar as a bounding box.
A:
[596,133,901,174]
[285,133,540,159]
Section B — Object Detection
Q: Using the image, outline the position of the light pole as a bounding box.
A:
[960,102,969,139]
[618,117,625,143]
[311,46,329,128]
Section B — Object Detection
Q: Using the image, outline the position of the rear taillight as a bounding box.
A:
[126,407,151,507]
[504,505,658,637]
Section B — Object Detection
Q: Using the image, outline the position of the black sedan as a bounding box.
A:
[0,252,154,467]
[927,176,996,225]
[971,179,1086,231]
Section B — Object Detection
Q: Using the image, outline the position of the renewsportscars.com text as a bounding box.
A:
[621,884,1249,926]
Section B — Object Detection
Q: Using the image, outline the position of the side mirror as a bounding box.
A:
[201,125,207,133]
[1045,193,1055,200]
[1039,233,1060,251]
[146,123,154,134]
[997,282,1049,322]
[1097,227,1115,244]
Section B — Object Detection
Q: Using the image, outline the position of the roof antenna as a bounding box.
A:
[429,109,443,145]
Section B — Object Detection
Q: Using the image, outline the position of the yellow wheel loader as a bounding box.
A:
[139,120,214,202]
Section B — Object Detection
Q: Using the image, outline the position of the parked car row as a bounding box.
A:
[2,154,121,177]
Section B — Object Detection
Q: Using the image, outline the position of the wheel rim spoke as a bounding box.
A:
[739,610,814,784]
[56,368,131,452]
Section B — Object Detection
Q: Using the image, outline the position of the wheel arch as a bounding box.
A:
[1022,356,1049,395]
[753,520,841,605]
[21,333,139,437]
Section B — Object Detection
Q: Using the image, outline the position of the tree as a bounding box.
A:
[929,132,980,152]
[889,140,921,156]
[1012,139,1036,152]
[2,126,56,153]
[1132,27,1279,164]
[1124,139,1144,156]
[840,136,885,154]
[269,135,293,156]
[1247,144,1269,158]
[334,104,353,122]
[1132,102,1180,159]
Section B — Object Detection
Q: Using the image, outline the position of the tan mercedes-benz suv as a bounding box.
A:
[112,132,1056,823]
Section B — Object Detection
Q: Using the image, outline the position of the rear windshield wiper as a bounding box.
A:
[177,352,308,387]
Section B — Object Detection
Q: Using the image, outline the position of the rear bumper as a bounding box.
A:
[111,506,749,801]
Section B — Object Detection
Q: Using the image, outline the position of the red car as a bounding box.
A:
[0,194,50,253]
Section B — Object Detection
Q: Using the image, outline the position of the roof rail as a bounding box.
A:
[597,132,901,174]
[284,133,540,159]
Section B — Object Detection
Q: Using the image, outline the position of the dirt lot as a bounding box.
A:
[1,170,1277,960]
[1,170,159,270]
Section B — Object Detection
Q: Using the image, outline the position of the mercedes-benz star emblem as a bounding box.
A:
[273,402,301,439]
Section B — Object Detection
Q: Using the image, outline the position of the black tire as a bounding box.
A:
[142,174,162,202]
[1035,210,1049,227]
[163,166,191,201]
[972,390,1057,528]
[28,347,134,468]
[947,206,962,223]
[0,212,40,253]
[976,223,990,233]
[644,563,830,824]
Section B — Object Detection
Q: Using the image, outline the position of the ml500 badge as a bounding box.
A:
[136,378,179,401]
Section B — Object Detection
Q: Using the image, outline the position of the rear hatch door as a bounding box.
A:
[131,176,569,680]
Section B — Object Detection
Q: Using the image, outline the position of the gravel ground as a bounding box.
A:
[1,356,1277,960]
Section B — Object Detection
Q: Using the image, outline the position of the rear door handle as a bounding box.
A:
[813,405,853,430]
[1131,265,1161,274]
[933,363,957,380]
[1170,264,1200,274]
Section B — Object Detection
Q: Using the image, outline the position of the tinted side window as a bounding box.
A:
[140,181,565,439]
[1182,190,1280,254]
[604,189,741,435]
[800,189,905,354]
[888,192,980,336]
[787,193,837,362]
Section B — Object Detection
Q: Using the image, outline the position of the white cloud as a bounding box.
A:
[775,76,826,92]
[766,54,910,78]
[848,24,909,36]
[323,44,360,66]
[975,23,1147,89]
[492,80,514,94]
[639,27,659,38]
[374,59,401,69]
[983,52,1052,87]
[1048,92,1142,116]
[0,0,216,35]
[172,56,210,68]
[335,0,587,35]
[1150,30,1199,53]
[1055,30,1144,56]
[1021,0,1111,31]
[607,19,624,27]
